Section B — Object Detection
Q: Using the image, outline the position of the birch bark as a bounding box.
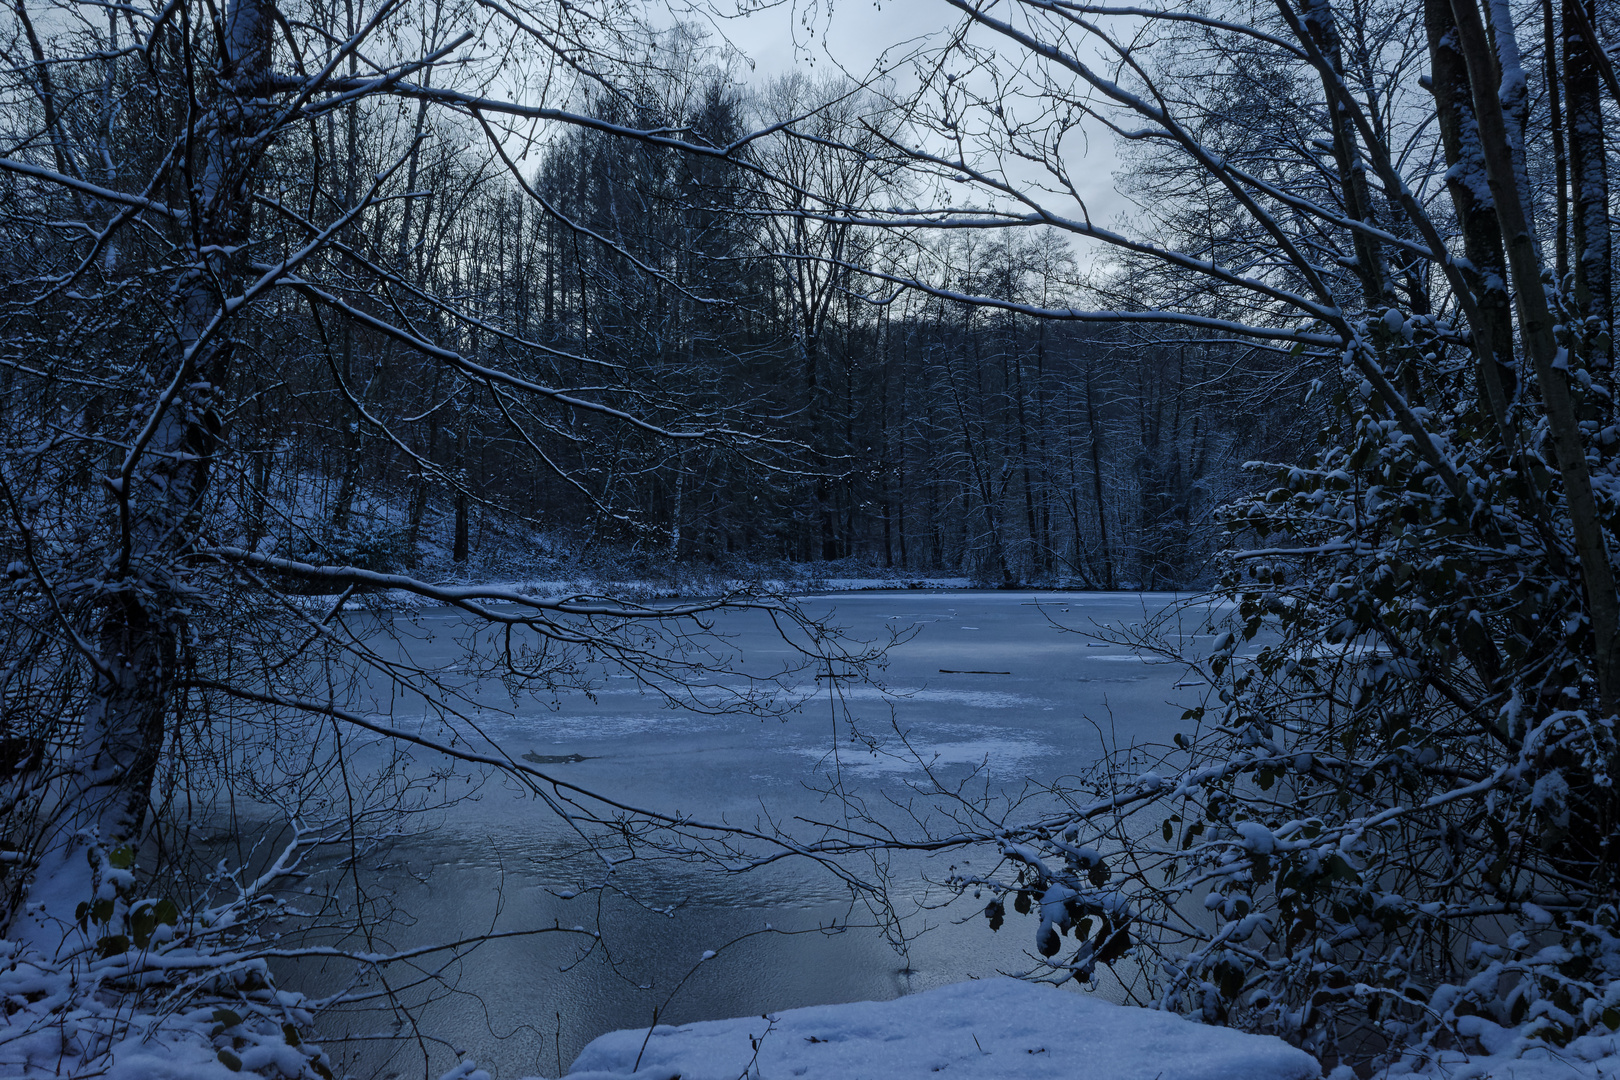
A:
[1565,0,1611,362]
[19,0,275,945]
[1446,0,1620,711]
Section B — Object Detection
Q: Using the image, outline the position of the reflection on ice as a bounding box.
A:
[787,737,1049,775]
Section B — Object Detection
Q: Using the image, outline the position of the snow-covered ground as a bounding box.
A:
[529,978,1322,1080]
[464,977,1620,1080]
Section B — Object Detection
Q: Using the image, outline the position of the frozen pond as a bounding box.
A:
[290,591,1220,1078]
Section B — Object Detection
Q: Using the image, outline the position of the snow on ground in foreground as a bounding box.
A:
[538,977,1321,1080]
[1375,1019,1620,1080]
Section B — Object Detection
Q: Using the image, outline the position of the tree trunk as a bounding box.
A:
[1448,0,1620,711]
[20,0,272,943]
[1426,0,1520,422]
[669,447,686,561]
[1302,0,1390,307]
[1565,0,1612,365]
[453,405,470,564]
[1084,355,1115,590]
[1542,0,1571,283]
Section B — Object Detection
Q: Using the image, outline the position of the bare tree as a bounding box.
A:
[753,74,901,561]
[0,1,886,1074]
[772,0,1620,1066]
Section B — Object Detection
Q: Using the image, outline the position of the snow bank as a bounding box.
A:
[1375,1018,1620,1080]
[547,978,1321,1080]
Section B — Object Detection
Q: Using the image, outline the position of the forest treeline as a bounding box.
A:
[67,54,1306,589]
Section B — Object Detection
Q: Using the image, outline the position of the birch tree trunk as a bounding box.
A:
[1565,0,1612,364]
[1446,0,1620,711]
[1427,0,1520,427]
[18,0,273,946]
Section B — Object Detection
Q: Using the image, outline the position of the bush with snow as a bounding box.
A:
[943,311,1620,1072]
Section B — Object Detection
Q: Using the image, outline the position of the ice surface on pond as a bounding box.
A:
[786,684,1048,707]
[589,683,1050,709]
[785,734,1050,774]
[323,592,1222,1075]
[550,977,1321,1080]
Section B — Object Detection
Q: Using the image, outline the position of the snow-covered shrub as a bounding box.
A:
[2,836,338,1078]
[872,0,1620,1063]
[960,313,1620,1068]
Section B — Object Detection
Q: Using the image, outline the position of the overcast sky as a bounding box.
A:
[691,0,1132,243]
[705,0,941,79]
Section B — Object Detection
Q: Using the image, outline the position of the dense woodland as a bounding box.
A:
[7,0,1620,1075]
[90,59,1311,591]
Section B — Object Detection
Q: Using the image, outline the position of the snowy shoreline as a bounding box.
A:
[491,976,1620,1080]
[523,978,1322,1080]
